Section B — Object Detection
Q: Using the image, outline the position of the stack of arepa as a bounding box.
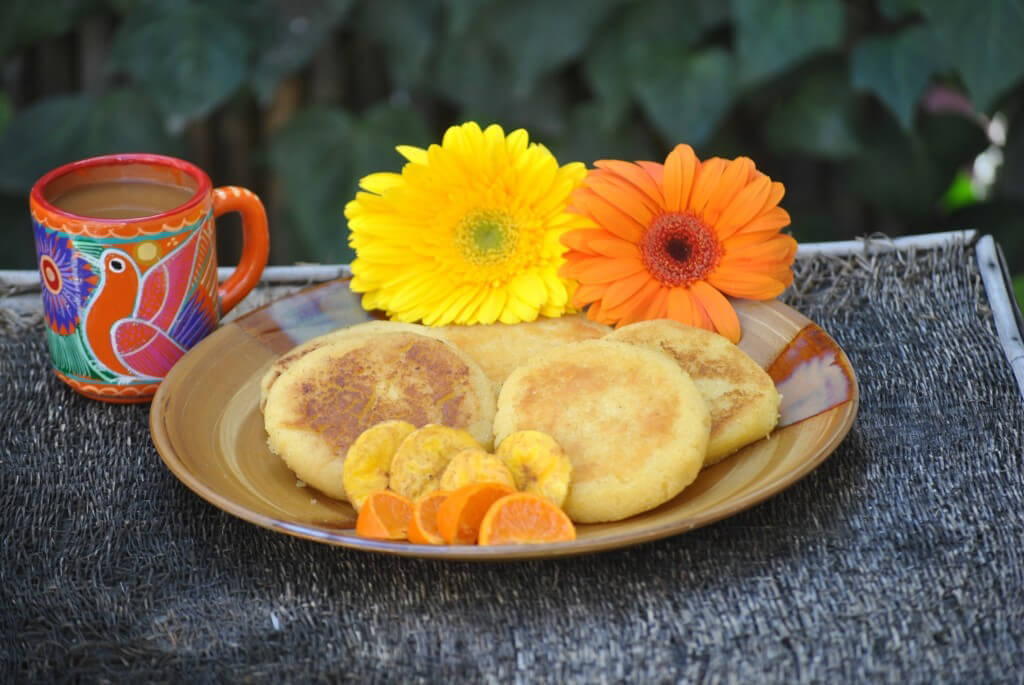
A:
[262,315,780,523]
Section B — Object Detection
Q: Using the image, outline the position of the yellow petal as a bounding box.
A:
[475,287,508,324]
[396,145,427,164]
[509,271,548,308]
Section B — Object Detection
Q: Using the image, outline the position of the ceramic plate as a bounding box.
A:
[150,279,858,561]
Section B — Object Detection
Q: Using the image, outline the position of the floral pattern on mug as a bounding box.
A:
[33,220,97,335]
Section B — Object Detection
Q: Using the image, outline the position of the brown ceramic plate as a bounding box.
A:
[150,278,859,561]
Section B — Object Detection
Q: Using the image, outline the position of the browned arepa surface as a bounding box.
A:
[259,320,450,412]
[263,331,495,501]
[494,339,710,523]
[606,319,780,466]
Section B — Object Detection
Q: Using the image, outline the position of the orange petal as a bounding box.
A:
[571,282,609,306]
[612,279,662,326]
[762,181,786,213]
[775,265,795,287]
[666,287,699,327]
[704,157,756,225]
[721,229,793,250]
[599,270,653,309]
[688,157,727,215]
[637,161,664,187]
[587,235,641,259]
[643,286,670,320]
[690,281,741,343]
[734,207,791,235]
[573,188,646,242]
[706,269,787,299]
[687,287,715,330]
[721,234,798,263]
[594,159,666,208]
[586,298,614,325]
[599,277,655,320]
[719,259,796,289]
[584,177,656,227]
[560,228,605,256]
[588,170,663,217]
[715,175,773,240]
[663,144,699,212]
[562,256,647,284]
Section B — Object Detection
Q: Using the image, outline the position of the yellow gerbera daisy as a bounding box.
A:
[345,122,592,326]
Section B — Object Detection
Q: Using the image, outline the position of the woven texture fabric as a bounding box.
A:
[2,240,1023,682]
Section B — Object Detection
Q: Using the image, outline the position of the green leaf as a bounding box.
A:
[941,169,979,211]
[443,0,492,36]
[248,0,355,102]
[848,111,987,217]
[733,0,844,86]
[0,93,11,137]
[359,0,440,90]
[0,90,177,193]
[634,48,735,147]
[583,0,711,131]
[269,107,356,262]
[479,0,623,97]
[851,26,945,130]
[0,192,38,268]
[549,103,662,167]
[433,31,509,110]
[920,0,1024,111]
[353,105,434,179]
[110,2,250,123]
[268,105,431,263]
[878,0,922,19]
[0,0,94,58]
[765,67,861,159]
[1014,274,1024,312]
[433,36,573,136]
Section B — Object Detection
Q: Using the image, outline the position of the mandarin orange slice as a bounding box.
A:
[408,490,451,545]
[436,482,515,545]
[355,490,413,540]
[478,492,576,545]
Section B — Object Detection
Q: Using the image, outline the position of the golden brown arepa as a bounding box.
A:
[493,339,710,523]
[263,331,495,501]
[606,319,780,466]
[440,315,611,386]
[259,320,449,412]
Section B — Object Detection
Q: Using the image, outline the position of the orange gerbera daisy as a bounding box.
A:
[559,144,798,342]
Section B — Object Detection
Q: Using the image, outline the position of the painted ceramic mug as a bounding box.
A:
[30,153,270,403]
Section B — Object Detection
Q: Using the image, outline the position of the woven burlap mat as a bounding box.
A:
[2,240,1023,682]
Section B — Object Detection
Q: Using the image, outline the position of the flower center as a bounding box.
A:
[40,254,63,295]
[640,212,721,287]
[455,209,519,266]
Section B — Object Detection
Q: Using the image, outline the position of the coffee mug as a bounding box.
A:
[29,153,269,403]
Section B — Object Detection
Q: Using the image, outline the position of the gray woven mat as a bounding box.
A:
[2,241,1023,682]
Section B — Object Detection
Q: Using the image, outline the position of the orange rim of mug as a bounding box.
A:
[29,154,213,238]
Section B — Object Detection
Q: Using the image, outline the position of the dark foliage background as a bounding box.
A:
[1,0,1023,298]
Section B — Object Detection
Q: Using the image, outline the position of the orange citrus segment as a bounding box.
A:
[355,490,413,540]
[478,492,577,545]
[408,490,451,545]
[436,482,515,545]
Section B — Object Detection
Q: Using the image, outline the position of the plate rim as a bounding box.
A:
[150,280,860,561]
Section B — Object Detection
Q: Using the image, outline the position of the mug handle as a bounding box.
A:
[212,186,270,315]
